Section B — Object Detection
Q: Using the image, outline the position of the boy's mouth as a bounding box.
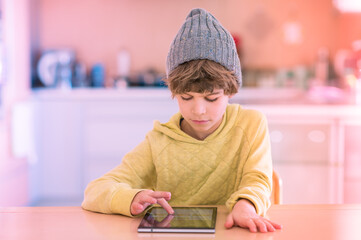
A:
[191,120,209,124]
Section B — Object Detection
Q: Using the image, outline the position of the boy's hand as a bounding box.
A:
[224,199,282,233]
[130,190,174,215]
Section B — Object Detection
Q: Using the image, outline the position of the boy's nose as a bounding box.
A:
[191,103,206,115]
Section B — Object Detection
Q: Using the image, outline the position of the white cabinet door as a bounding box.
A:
[268,120,332,163]
[267,118,340,204]
[82,100,178,185]
[31,101,84,205]
[274,164,337,204]
[341,121,361,203]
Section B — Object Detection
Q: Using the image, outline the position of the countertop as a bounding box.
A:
[28,87,361,117]
[29,87,353,103]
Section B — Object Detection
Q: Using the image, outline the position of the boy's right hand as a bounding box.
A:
[130,190,174,216]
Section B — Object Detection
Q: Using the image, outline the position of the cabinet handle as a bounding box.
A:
[308,130,326,143]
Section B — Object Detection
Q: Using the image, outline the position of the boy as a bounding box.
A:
[82,8,281,233]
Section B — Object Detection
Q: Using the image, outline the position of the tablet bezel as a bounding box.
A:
[137,206,217,233]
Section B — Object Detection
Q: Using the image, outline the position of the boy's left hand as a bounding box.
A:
[224,199,282,233]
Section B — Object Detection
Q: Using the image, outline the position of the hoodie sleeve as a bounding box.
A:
[81,135,156,217]
[225,111,272,216]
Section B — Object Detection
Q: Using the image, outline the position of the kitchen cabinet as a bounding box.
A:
[12,101,86,205]
[267,118,340,204]
[82,100,178,185]
[12,89,179,206]
[11,88,361,206]
[340,119,361,203]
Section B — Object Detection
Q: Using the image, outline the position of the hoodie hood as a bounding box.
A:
[153,104,242,144]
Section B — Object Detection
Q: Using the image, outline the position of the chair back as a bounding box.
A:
[271,170,282,204]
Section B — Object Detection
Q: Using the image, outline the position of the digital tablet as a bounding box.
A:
[137,206,217,233]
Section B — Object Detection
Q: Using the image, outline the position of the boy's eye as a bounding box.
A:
[181,96,192,101]
[205,98,218,102]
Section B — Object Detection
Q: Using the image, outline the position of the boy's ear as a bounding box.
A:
[228,94,235,99]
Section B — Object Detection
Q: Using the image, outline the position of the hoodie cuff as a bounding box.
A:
[226,193,266,216]
[110,188,143,216]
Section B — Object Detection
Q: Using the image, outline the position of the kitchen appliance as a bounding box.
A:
[37,49,75,88]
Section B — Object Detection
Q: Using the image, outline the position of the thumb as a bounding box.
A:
[131,203,145,215]
[224,213,234,229]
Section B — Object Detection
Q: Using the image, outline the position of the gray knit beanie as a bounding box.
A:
[166,8,242,85]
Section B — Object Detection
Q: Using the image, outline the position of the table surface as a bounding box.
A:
[1,204,361,240]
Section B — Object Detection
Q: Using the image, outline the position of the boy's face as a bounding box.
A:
[175,89,231,140]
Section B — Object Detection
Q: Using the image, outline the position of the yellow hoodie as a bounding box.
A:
[82,104,272,217]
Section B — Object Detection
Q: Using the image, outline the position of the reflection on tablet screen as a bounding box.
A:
[138,207,217,233]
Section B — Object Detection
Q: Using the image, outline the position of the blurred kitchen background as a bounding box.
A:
[1,0,361,207]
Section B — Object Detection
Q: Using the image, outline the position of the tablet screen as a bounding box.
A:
[138,207,217,233]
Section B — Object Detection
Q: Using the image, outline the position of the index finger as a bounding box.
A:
[157,198,174,215]
[157,214,175,228]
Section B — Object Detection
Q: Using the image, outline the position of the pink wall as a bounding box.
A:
[336,13,361,49]
[36,0,358,86]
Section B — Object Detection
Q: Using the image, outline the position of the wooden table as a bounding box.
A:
[1,204,361,240]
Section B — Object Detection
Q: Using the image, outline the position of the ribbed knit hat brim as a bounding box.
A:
[166,8,242,85]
